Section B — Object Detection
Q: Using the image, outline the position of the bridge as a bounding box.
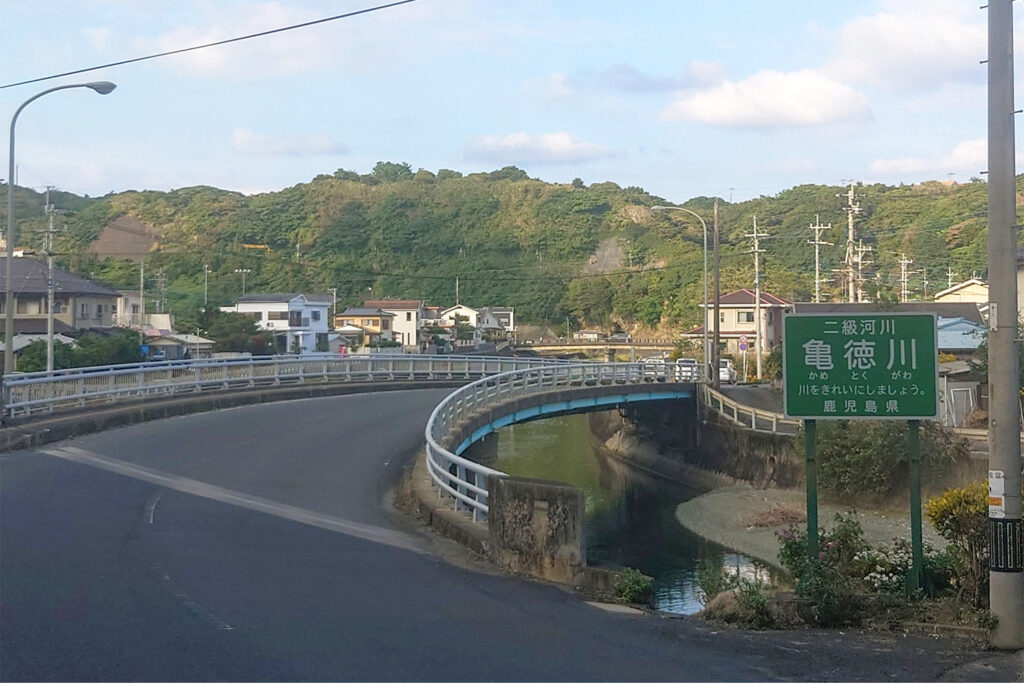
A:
[0,354,975,680]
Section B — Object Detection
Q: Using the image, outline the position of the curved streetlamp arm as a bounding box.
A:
[5,81,116,375]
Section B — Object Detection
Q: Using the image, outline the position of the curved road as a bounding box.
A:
[1,389,980,680]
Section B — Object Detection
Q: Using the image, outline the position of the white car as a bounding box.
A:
[674,358,700,382]
[719,359,737,384]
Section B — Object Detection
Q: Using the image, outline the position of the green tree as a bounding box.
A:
[371,161,414,183]
[16,340,75,372]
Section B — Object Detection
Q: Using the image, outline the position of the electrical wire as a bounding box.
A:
[0,0,417,90]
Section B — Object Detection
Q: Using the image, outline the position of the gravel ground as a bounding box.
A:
[676,483,943,571]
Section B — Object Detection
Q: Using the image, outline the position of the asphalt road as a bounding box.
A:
[0,389,988,681]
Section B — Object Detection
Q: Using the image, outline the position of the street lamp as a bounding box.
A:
[5,81,117,374]
[234,268,251,295]
[652,205,709,382]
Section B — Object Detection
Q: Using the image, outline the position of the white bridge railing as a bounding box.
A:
[424,362,679,521]
[1,354,571,418]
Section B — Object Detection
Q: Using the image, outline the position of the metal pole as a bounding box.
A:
[986,0,1023,650]
[46,201,55,373]
[203,264,209,306]
[713,200,721,390]
[907,420,924,591]
[5,82,116,375]
[805,419,819,562]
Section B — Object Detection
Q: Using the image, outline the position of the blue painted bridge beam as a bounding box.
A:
[454,389,692,456]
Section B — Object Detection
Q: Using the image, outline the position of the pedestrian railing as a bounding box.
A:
[700,383,801,435]
[424,362,676,521]
[1,354,571,419]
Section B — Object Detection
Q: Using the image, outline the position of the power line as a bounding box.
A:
[0,0,417,90]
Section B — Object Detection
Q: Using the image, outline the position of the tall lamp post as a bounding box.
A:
[652,205,709,381]
[5,81,116,374]
[234,268,251,296]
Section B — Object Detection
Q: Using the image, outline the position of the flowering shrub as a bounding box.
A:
[925,482,989,607]
[854,539,915,593]
[776,512,869,582]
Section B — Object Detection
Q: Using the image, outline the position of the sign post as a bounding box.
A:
[783,313,938,587]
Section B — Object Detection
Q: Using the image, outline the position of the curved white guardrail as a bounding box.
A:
[1,354,571,418]
[424,362,679,521]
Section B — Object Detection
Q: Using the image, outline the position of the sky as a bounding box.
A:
[1,0,1021,203]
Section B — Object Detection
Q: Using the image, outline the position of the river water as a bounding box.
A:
[493,412,766,615]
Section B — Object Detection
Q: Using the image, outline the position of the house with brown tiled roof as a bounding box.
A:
[684,288,792,355]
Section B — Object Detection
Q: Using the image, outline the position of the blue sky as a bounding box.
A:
[1,1,1020,202]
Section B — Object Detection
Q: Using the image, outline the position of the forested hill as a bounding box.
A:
[8,162,1020,332]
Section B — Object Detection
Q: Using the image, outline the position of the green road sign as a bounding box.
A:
[783,313,938,419]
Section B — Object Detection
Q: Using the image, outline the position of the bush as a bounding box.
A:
[925,482,989,607]
[809,421,968,499]
[614,567,653,604]
[696,558,737,605]
[777,512,869,582]
[798,559,861,627]
[734,579,777,629]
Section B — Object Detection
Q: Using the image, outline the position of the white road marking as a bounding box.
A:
[40,445,426,554]
[150,564,234,631]
[145,490,162,525]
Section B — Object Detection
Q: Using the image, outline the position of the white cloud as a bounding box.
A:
[232,128,347,156]
[826,1,985,89]
[868,138,988,176]
[660,69,870,128]
[528,61,726,100]
[463,132,614,164]
[523,73,576,101]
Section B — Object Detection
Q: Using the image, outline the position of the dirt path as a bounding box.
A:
[676,484,943,571]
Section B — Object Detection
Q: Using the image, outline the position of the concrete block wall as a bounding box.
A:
[486,475,585,583]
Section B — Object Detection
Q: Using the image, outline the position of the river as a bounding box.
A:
[493,412,766,615]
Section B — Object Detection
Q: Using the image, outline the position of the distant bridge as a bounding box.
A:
[511,338,678,355]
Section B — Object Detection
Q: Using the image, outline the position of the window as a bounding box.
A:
[96,304,104,318]
[310,310,320,321]
[382,319,390,330]
[406,312,412,322]
[738,311,754,323]
[288,311,302,327]
[362,319,374,327]
[267,311,288,321]
[80,303,88,318]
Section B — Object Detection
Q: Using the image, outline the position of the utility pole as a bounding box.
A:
[946,266,959,288]
[203,264,210,306]
[808,217,832,303]
[328,287,337,328]
[42,188,66,373]
[854,239,873,302]
[746,215,768,380]
[839,182,862,303]
[234,268,251,296]
[153,271,167,314]
[898,253,914,303]
[921,267,929,300]
[712,199,721,389]
[139,260,145,337]
[455,277,459,306]
[985,0,1022,649]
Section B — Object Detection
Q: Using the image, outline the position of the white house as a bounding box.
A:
[364,298,423,351]
[441,304,479,328]
[221,293,331,354]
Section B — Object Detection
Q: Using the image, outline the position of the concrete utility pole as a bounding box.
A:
[898,253,914,303]
[808,217,832,303]
[946,266,959,288]
[203,264,210,306]
[839,182,862,303]
[42,189,67,373]
[985,0,1023,650]
[921,267,929,300]
[746,215,768,380]
[854,239,873,302]
[712,199,721,389]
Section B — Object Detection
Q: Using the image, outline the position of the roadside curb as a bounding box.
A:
[408,450,488,555]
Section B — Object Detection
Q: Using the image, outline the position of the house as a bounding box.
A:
[933,278,989,304]
[573,330,605,342]
[0,256,119,332]
[145,333,216,360]
[689,289,792,354]
[221,293,331,354]
[364,299,423,350]
[481,306,515,332]
[335,307,395,344]
[936,317,986,357]
[441,304,479,328]
[792,301,987,325]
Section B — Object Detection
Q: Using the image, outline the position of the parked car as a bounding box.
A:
[641,357,667,380]
[674,358,700,382]
[719,358,737,384]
